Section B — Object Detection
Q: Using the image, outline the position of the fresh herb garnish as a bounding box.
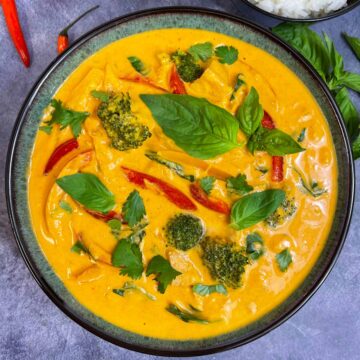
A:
[199,176,215,195]
[192,283,227,296]
[140,94,241,159]
[231,189,285,230]
[44,99,89,138]
[39,125,52,134]
[215,45,238,65]
[146,255,181,293]
[166,304,209,324]
[111,238,143,279]
[246,233,264,260]
[108,218,122,238]
[255,165,269,174]
[71,241,90,255]
[56,173,115,213]
[297,128,306,142]
[226,173,253,196]
[91,90,110,102]
[128,56,148,75]
[230,74,245,101]
[293,167,327,198]
[188,42,213,62]
[343,33,360,61]
[145,151,195,182]
[112,282,156,301]
[122,190,146,228]
[276,248,292,272]
[59,200,72,213]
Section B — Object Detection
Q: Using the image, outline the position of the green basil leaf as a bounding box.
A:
[91,90,110,102]
[276,248,292,272]
[215,45,238,65]
[272,23,330,81]
[192,283,227,296]
[323,32,344,79]
[231,189,285,230]
[56,173,115,213]
[236,87,264,137]
[128,56,148,75]
[230,74,245,101]
[146,255,181,293]
[352,133,360,160]
[140,94,240,159]
[59,200,72,213]
[166,304,209,324]
[337,72,360,93]
[188,42,213,62]
[199,176,215,195]
[111,238,143,279]
[226,173,253,195]
[343,33,360,61]
[246,233,264,260]
[122,190,146,228]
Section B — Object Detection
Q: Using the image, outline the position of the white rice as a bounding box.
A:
[248,0,348,18]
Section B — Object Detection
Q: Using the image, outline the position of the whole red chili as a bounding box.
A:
[1,0,30,67]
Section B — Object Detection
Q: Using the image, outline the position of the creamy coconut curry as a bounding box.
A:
[28,29,337,339]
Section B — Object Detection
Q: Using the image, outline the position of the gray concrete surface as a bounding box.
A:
[0,0,359,359]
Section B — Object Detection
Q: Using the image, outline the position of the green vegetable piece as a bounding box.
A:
[166,304,209,324]
[56,173,115,214]
[112,282,156,301]
[343,32,360,61]
[215,45,238,65]
[265,196,297,228]
[45,99,89,138]
[111,238,143,279]
[323,33,344,80]
[71,241,90,255]
[171,50,203,82]
[39,125,52,134]
[246,233,264,260]
[59,200,72,213]
[201,237,248,288]
[128,56,148,75]
[188,42,213,62]
[192,283,227,296]
[276,249,292,272]
[165,213,204,251]
[297,128,306,142]
[231,189,285,230]
[199,176,215,195]
[230,74,245,101]
[336,72,360,93]
[91,90,110,102]
[122,190,146,228]
[146,255,181,293]
[140,94,241,159]
[236,87,264,137]
[226,173,253,196]
[145,151,195,182]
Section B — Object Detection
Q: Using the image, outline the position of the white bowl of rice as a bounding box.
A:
[243,0,359,20]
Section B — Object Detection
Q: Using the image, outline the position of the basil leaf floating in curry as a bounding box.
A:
[171,50,203,82]
[215,45,238,65]
[91,90,110,102]
[226,173,253,196]
[276,249,292,272]
[343,33,360,61]
[230,74,245,101]
[231,189,285,230]
[122,190,146,228]
[140,94,241,159]
[246,233,265,260]
[146,255,181,293]
[192,283,228,296]
[188,42,213,62]
[44,99,89,138]
[112,238,143,279]
[236,87,264,137]
[128,56,148,76]
[59,200,72,213]
[199,176,215,195]
[113,282,156,301]
[56,173,115,213]
[166,304,209,324]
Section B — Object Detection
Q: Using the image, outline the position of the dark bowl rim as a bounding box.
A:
[240,0,360,22]
[5,6,355,357]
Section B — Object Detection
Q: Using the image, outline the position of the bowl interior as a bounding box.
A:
[6,8,354,356]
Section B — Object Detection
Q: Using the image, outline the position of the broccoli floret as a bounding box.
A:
[165,214,205,251]
[265,196,297,228]
[171,50,203,83]
[97,93,151,151]
[200,237,248,289]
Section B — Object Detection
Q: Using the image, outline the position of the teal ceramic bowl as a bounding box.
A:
[6,7,354,356]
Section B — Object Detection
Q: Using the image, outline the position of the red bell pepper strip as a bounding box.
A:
[44,138,79,174]
[119,75,168,92]
[2,0,30,67]
[57,5,99,54]
[190,183,230,215]
[85,209,119,222]
[170,66,187,94]
[122,166,197,211]
[261,111,284,182]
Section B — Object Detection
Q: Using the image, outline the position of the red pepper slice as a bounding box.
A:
[57,35,69,54]
[44,138,79,174]
[119,75,168,92]
[85,209,119,222]
[261,111,284,182]
[2,0,30,67]
[170,66,187,94]
[190,183,230,215]
[122,166,197,210]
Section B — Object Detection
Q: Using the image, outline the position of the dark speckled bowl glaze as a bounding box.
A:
[6,7,354,356]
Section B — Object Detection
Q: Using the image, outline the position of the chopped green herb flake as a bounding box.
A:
[192,283,227,296]
[215,45,238,65]
[122,190,146,228]
[246,233,264,260]
[71,241,90,255]
[39,125,53,134]
[59,200,72,213]
[199,176,215,195]
[91,90,110,102]
[226,173,253,196]
[276,248,292,272]
[112,282,156,301]
[128,56,148,75]
[188,42,213,62]
[230,74,245,101]
[166,304,209,324]
[297,128,306,142]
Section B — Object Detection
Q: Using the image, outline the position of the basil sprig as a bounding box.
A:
[231,189,285,230]
[343,33,360,61]
[140,94,241,159]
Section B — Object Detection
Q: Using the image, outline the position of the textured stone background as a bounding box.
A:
[0,1,359,359]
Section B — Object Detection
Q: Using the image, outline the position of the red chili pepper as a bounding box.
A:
[119,75,168,92]
[189,183,230,215]
[122,166,197,211]
[44,138,79,174]
[261,111,284,182]
[2,0,30,67]
[170,66,187,94]
[85,209,119,222]
[57,5,99,54]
